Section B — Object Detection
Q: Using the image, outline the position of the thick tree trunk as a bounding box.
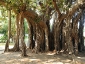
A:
[19,12,27,56]
[7,14,20,52]
[35,24,40,53]
[23,12,36,50]
[15,14,20,51]
[45,29,49,51]
[54,19,62,53]
[35,23,45,53]
[29,24,34,49]
[62,23,67,52]
[4,40,9,52]
[12,14,20,51]
[66,17,73,54]
[71,12,82,54]
[4,9,11,52]
[38,21,49,52]
[78,11,84,52]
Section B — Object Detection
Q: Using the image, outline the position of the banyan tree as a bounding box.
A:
[0,0,85,56]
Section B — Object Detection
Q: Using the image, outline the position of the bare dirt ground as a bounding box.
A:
[0,48,85,64]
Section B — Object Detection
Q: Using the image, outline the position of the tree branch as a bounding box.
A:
[52,0,61,17]
[74,11,82,23]
[68,0,85,17]
[0,0,6,6]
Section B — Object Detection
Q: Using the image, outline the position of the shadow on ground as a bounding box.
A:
[0,49,85,64]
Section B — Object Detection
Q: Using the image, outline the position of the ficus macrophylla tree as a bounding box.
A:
[0,0,85,56]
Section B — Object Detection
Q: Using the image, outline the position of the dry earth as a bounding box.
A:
[0,49,85,64]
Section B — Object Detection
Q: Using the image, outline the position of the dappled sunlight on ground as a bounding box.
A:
[0,50,85,64]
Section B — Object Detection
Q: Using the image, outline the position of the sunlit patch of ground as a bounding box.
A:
[0,49,85,64]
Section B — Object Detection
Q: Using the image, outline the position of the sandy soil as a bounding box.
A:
[0,49,85,64]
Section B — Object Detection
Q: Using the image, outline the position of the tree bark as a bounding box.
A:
[29,24,34,49]
[4,9,11,52]
[78,10,84,52]
[71,11,82,54]
[19,11,27,56]
[11,14,20,51]
[65,17,74,54]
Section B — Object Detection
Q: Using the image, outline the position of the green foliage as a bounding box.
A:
[24,19,29,34]
[0,22,8,33]
[0,7,7,18]
[0,7,8,34]
[57,0,69,12]
[0,22,8,42]
[0,6,16,41]
[0,34,7,43]
[0,0,75,42]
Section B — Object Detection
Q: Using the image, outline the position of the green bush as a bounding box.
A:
[0,34,7,43]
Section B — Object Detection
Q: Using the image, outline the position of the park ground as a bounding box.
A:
[0,44,85,64]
